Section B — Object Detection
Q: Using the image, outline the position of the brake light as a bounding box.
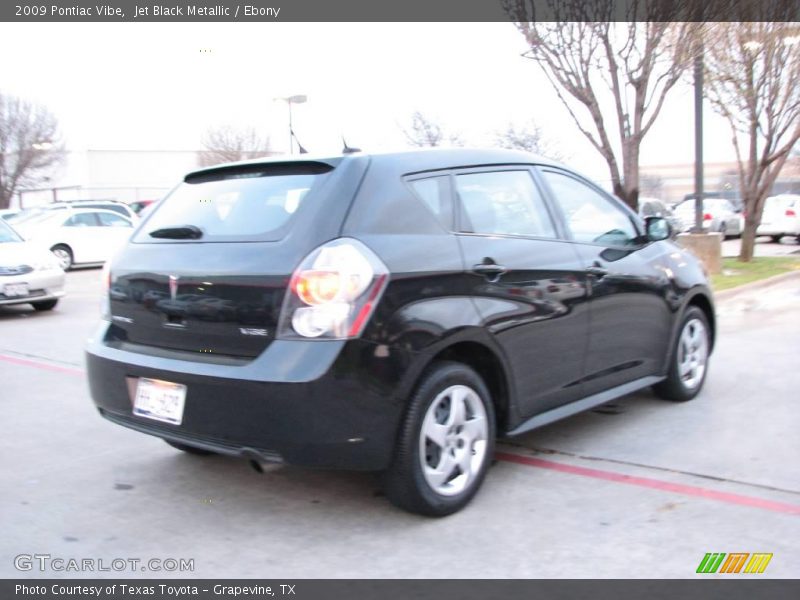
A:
[703,213,713,221]
[786,209,796,217]
[278,239,389,339]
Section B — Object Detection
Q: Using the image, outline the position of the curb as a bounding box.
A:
[713,269,800,303]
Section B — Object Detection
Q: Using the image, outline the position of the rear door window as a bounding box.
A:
[65,213,100,227]
[97,212,133,227]
[455,170,557,239]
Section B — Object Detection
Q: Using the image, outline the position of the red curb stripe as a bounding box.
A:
[4,352,799,516]
[0,353,85,376]
[496,452,800,516]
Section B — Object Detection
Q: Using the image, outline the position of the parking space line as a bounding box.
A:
[4,352,798,516]
[0,353,84,376]
[496,451,800,516]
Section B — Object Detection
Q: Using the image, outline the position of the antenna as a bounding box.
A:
[342,137,361,154]
[291,127,308,154]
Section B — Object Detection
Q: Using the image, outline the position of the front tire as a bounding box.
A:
[653,306,711,402]
[383,361,495,517]
[32,299,58,311]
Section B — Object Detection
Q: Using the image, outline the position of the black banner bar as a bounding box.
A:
[3,580,800,600]
[3,0,800,23]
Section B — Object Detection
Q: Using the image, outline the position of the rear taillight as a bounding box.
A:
[786,209,796,217]
[278,238,389,340]
[703,213,713,221]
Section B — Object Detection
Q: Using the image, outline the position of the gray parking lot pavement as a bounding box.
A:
[1,268,798,578]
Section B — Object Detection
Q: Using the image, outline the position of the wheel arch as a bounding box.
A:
[685,290,716,352]
[405,338,515,436]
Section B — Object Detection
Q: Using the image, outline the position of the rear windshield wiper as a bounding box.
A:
[148,225,203,239]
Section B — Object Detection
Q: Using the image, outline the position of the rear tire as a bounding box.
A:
[164,440,215,456]
[32,299,58,311]
[653,306,711,402]
[770,234,783,243]
[50,245,73,271]
[383,361,495,517]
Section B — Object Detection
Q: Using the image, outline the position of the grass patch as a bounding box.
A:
[711,257,800,291]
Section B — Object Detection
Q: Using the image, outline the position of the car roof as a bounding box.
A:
[184,148,566,181]
[39,207,132,220]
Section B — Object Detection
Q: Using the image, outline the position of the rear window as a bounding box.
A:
[135,165,331,243]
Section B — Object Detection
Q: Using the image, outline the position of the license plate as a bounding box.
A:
[2,283,29,297]
[133,378,187,425]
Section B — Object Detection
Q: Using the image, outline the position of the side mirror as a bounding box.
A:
[645,216,671,242]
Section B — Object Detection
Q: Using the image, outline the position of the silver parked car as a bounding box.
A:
[674,198,743,238]
[639,197,681,235]
[0,219,65,311]
[757,194,800,243]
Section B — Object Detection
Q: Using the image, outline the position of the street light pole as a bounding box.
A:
[275,95,307,155]
[693,40,704,233]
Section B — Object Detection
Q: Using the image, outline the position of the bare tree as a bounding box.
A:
[704,21,800,261]
[0,92,65,209]
[503,1,696,211]
[198,125,273,167]
[402,111,463,147]
[494,121,564,160]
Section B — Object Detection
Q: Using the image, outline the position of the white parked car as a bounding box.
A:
[0,219,65,311]
[0,208,25,222]
[674,198,743,238]
[14,208,136,270]
[757,194,800,243]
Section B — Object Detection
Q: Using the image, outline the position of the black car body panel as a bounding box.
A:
[86,148,715,472]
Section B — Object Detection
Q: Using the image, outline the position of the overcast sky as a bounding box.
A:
[0,22,737,183]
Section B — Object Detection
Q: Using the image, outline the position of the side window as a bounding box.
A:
[455,170,557,238]
[408,176,453,230]
[64,213,99,227]
[97,212,132,227]
[541,171,638,246]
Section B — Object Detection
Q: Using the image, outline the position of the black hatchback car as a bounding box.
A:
[86,149,714,516]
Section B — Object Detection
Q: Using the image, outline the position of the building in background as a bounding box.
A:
[16,149,214,208]
[14,150,800,210]
[641,157,800,204]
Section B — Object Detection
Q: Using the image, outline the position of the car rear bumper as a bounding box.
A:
[757,223,800,236]
[0,270,65,306]
[85,322,407,471]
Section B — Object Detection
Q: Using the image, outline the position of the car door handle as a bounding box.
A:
[472,262,508,277]
[586,266,609,278]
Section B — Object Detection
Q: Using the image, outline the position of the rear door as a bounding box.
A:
[60,212,105,263]
[538,168,673,396]
[453,167,590,417]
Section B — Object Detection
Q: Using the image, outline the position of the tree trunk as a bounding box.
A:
[613,182,638,212]
[738,220,758,262]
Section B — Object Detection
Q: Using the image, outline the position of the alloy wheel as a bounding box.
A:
[677,318,708,390]
[418,384,488,497]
